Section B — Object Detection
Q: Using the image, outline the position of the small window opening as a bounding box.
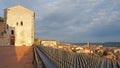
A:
[21,21,23,26]
[1,32,4,36]
[16,22,18,26]
[4,30,6,33]
[7,24,9,29]
[11,30,14,35]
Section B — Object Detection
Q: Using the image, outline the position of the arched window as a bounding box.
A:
[21,21,23,26]
[11,30,14,35]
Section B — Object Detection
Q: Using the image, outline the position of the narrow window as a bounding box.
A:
[4,30,6,33]
[21,21,23,26]
[7,24,9,29]
[11,30,14,35]
[1,32,4,36]
[16,22,18,26]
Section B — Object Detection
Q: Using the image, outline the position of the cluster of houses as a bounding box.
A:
[40,40,120,62]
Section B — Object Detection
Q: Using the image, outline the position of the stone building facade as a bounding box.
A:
[40,40,57,47]
[0,5,34,46]
[0,21,6,45]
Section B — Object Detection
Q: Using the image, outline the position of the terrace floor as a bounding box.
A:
[0,46,34,68]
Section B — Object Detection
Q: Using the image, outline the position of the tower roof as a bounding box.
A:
[6,5,34,13]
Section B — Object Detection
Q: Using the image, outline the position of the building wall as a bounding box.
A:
[4,5,34,46]
[41,40,57,47]
[0,21,5,46]
[0,22,5,37]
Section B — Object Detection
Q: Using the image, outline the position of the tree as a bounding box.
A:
[34,38,40,45]
[0,16,4,22]
[98,51,104,57]
[98,50,107,57]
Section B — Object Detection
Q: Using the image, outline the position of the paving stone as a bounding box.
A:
[0,46,34,68]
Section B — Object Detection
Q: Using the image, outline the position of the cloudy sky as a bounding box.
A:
[0,0,120,43]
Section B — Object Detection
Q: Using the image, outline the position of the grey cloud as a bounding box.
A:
[0,0,120,42]
[36,0,120,42]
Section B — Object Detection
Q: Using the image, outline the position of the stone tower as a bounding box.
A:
[4,5,34,46]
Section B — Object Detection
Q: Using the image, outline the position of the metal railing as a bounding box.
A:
[35,46,57,68]
[37,45,120,68]
[33,46,45,68]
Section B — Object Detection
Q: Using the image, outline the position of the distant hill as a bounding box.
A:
[102,42,120,46]
[70,42,120,47]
